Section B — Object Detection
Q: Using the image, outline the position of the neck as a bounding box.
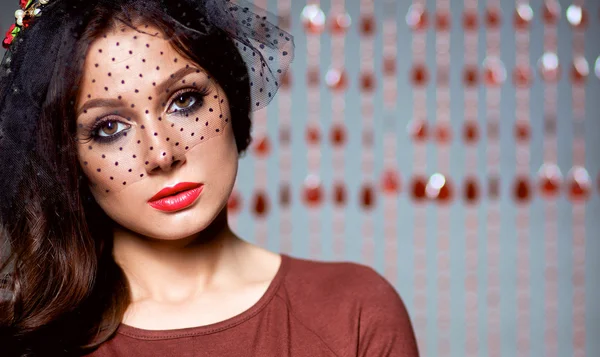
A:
[111,206,244,304]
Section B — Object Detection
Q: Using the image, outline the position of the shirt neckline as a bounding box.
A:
[116,252,290,340]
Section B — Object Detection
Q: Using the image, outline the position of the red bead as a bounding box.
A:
[332,182,347,206]
[566,5,587,29]
[303,175,323,207]
[303,21,325,35]
[227,190,242,213]
[330,13,351,34]
[571,56,589,83]
[411,63,429,86]
[360,184,376,209]
[280,183,291,207]
[325,68,348,91]
[483,57,506,87]
[463,121,479,144]
[427,173,453,203]
[330,124,346,147]
[514,4,533,29]
[463,66,479,87]
[1,37,11,49]
[2,24,17,49]
[437,181,453,203]
[538,163,562,198]
[281,70,292,89]
[252,191,269,216]
[463,177,480,203]
[305,124,321,145]
[360,72,376,92]
[513,65,532,88]
[566,166,591,202]
[539,52,561,82]
[411,176,428,201]
[19,0,28,9]
[513,176,531,203]
[514,121,530,142]
[254,135,271,157]
[485,7,502,28]
[542,1,561,24]
[408,119,428,142]
[381,169,401,195]
[435,11,451,31]
[301,5,326,34]
[406,5,428,31]
[360,15,376,36]
[463,10,478,30]
[22,18,32,29]
[435,123,452,144]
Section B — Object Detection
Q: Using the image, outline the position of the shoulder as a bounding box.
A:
[283,254,402,304]
[280,255,419,356]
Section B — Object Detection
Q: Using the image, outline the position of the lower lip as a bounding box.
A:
[148,186,204,212]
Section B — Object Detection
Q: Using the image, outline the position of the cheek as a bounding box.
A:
[78,124,236,198]
[76,99,232,195]
[78,143,146,193]
[190,127,238,171]
[78,147,105,185]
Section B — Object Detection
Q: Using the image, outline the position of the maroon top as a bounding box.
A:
[85,253,419,356]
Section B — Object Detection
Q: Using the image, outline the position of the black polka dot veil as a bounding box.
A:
[0,0,294,215]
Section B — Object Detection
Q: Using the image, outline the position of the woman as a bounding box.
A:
[0,0,419,356]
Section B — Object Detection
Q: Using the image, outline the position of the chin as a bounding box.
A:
[96,188,226,241]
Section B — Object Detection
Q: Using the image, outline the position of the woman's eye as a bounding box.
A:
[169,92,198,113]
[97,120,128,137]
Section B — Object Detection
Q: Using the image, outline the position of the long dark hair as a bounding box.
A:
[0,1,251,355]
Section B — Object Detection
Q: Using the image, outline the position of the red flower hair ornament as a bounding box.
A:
[2,0,51,49]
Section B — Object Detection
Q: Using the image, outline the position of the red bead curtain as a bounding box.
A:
[225,1,599,356]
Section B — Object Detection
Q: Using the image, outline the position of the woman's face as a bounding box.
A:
[75,24,239,240]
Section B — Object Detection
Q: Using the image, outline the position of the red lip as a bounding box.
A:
[149,182,203,202]
[148,185,203,212]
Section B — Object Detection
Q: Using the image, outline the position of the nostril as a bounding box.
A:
[171,159,183,169]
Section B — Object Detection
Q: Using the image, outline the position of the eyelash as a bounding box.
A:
[81,85,211,144]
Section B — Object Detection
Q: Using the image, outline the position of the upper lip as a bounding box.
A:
[148,182,203,202]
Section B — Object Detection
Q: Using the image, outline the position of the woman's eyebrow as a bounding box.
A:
[77,98,122,117]
[77,67,206,116]
[155,66,205,94]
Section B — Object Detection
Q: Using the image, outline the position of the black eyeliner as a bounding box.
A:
[82,86,211,144]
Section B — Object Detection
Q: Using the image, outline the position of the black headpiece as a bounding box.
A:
[0,0,294,219]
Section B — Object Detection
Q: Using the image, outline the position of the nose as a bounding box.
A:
[142,119,186,175]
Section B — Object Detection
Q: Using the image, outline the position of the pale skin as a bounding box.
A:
[75,23,281,330]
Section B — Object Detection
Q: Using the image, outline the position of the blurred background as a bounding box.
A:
[2,0,599,356]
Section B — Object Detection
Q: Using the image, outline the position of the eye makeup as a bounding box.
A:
[79,83,211,144]
[167,86,211,116]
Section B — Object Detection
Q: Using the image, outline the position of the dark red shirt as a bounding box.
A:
[85,253,419,356]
